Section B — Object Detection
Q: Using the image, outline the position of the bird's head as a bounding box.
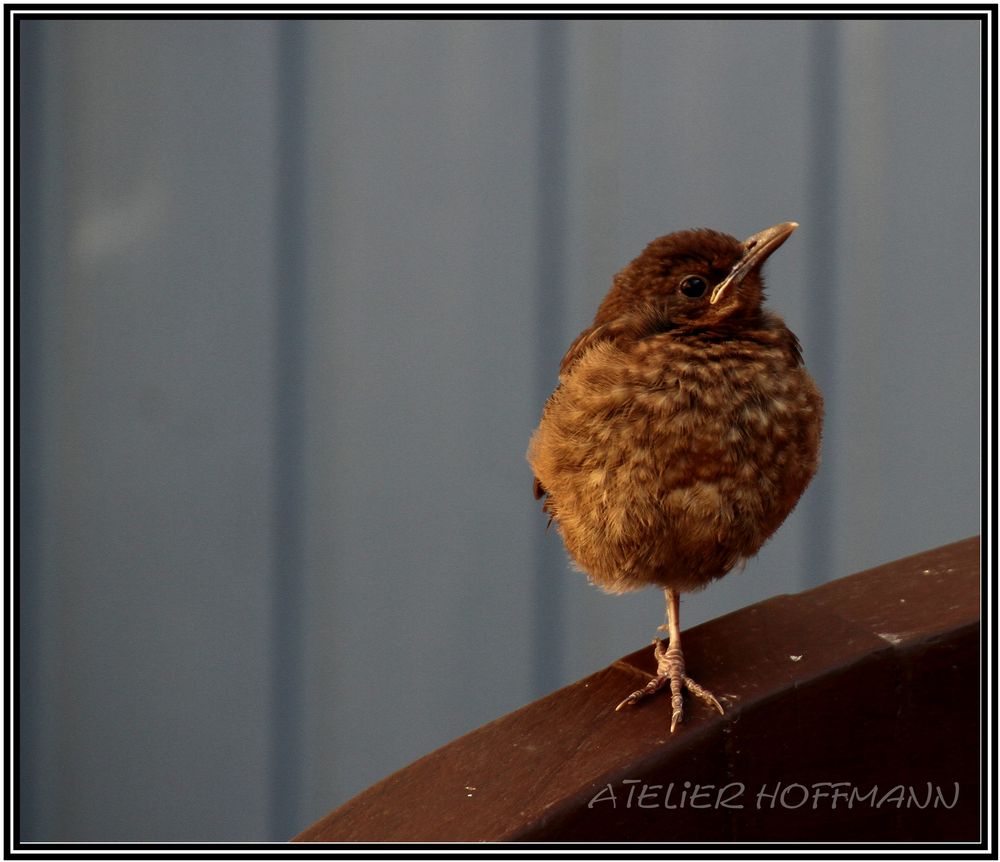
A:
[595,222,798,330]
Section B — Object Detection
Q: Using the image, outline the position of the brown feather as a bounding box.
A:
[527,226,822,595]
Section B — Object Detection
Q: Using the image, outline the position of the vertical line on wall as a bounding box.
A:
[271,19,307,840]
[803,21,840,588]
[17,20,46,842]
[833,21,888,571]
[17,20,71,840]
[532,21,569,698]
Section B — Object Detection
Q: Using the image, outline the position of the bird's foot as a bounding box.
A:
[614,637,724,732]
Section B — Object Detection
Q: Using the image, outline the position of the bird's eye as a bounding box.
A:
[680,276,708,298]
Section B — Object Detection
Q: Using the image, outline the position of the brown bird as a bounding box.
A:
[528,222,823,731]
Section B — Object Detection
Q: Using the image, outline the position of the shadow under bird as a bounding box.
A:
[528,221,823,731]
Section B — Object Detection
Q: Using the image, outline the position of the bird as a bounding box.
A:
[527,221,823,732]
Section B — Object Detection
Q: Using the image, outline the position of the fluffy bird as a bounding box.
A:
[528,222,823,731]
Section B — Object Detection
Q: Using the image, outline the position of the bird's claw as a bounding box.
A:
[614,674,670,712]
[683,675,725,716]
[616,638,724,731]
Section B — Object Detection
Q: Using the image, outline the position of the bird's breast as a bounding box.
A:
[527,331,823,593]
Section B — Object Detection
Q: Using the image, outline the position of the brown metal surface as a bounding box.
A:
[294,536,981,843]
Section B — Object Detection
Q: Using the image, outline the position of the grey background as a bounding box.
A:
[19,18,980,842]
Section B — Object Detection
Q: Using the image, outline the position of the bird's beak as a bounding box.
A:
[709,221,799,305]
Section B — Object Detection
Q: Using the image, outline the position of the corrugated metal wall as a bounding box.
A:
[19,17,981,842]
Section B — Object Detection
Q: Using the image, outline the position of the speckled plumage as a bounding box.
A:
[527,223,823,729]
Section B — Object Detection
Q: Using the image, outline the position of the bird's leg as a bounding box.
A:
[615,588,724,732]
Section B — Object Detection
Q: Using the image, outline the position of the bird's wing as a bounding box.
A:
[532,322,615,517]
[533,321,623,505]
[537,311,667,510]
[558,323,610,376]
[558,307,673,377]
